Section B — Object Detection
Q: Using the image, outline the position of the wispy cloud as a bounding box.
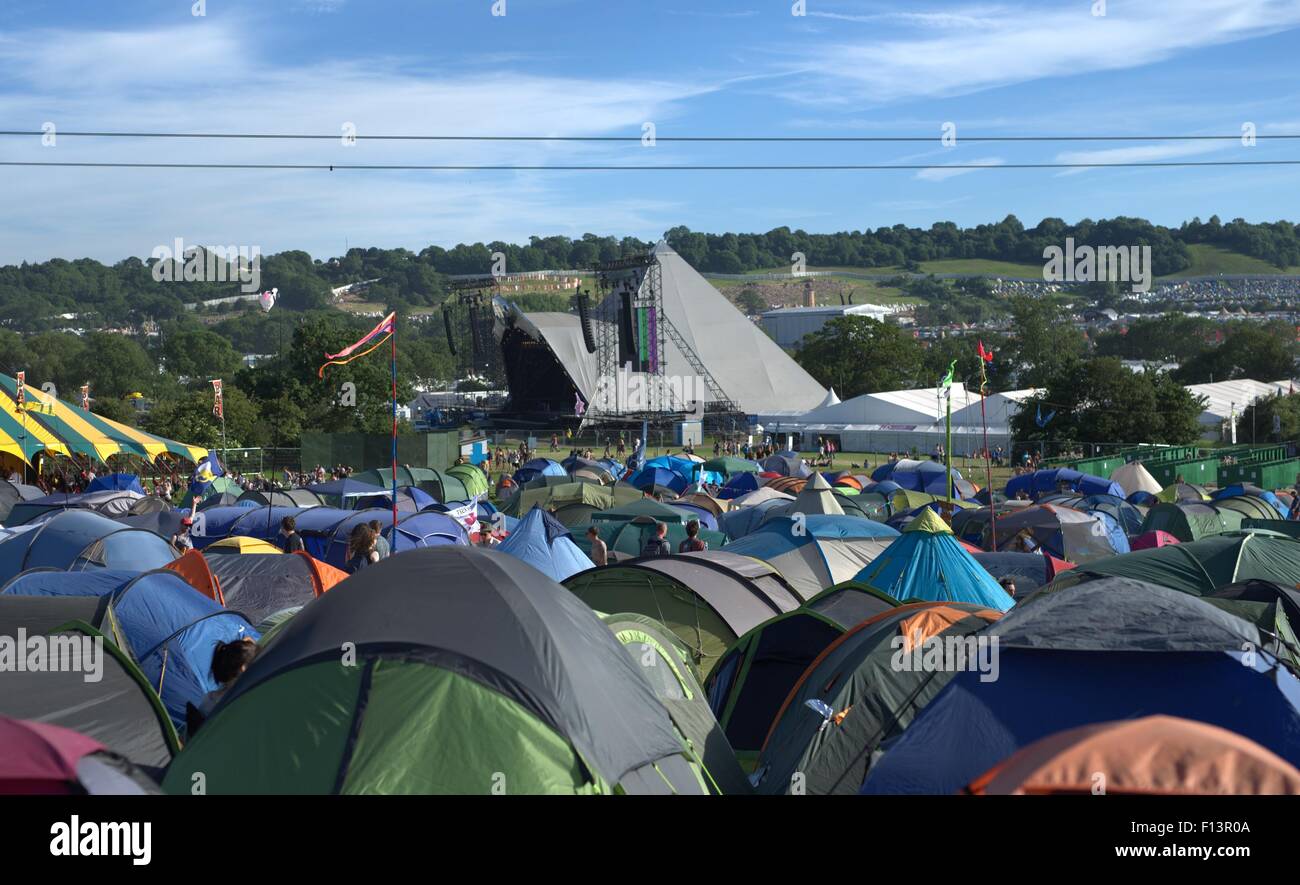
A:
[916,156,1005,181]
[782,0,1300,104]
[1052,140,1229,175]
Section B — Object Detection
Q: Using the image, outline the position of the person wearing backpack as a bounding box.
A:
[641,522,672,558]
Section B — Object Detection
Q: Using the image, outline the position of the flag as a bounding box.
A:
[80,384,90,410]
[1035,403,1056,428]
[940,360,957,400]
[977,340,993,363]
[976,341,993,393]
[574,393,586,417]
[319,311,396,378]
[211,379,223,419]
[15,371,24,408]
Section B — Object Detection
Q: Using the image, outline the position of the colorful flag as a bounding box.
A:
[319,312,396,378]
[977,341,993,393]
[211,379,224,419]
[80,384,90,410]
[1035,403,1056,428]
[15,371,24,408]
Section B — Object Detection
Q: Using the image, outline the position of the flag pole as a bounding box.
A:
[978,347,995,549]
[391,315,398,535]
[945,384,953,503]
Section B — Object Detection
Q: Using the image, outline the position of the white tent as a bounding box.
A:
[1110,461,1162,497]
[765,473,844,525]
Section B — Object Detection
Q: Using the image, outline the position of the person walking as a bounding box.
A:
[587,526,608,566]
[641,522,672,558]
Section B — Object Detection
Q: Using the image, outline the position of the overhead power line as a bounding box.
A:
[1,160,1298,171]
[0,130,1297,142]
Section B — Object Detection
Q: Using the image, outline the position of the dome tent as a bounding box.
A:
[497,506,594,582]
[852,509,1014,611]
[162,547,708,794]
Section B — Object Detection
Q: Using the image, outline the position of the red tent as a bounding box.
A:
[0,717,158,795]
[1131,529,1180,550]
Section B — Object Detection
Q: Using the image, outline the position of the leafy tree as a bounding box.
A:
[794,316,923,398]
[1003,296,1085,388]
[72,333,156,399]
[735,287,767,315]
[158,326,242,383]
[1173,322,1298,384]
[1240,392,1300,443]
[1012,358,1204,445]
[142,385,261,449]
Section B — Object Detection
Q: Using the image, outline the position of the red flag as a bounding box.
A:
[211,379,224,419]
[977,340,993,363]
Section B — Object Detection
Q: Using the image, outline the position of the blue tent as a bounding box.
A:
[321,509,394,568]
[284,507,361,560]
[0,510,176,582]
[351,485,437,513]
[627,466,688,496]
[718,498,789,540]
[667,503,720,532]
[718,472,762,500]
[872,460,971,499]
[596,458,628,481]
[722,516,901,599]
[1127,490,1157,507]
[191,506,307,548]
[386,511,470,555]
[3,568,257,729]
[513,458,567,485]
[1213,485,1289,518]
[862,579,1300,794]
[1005,468,1124,501]
[852,509,1014,611]
[86,473,145,494]
[497,506,594,582]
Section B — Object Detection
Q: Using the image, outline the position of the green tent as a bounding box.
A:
[572,518,727,560]
[1200,579,1300,668]
[352,466,471,503]
[602,612,752,795]
[1138,502,1246,542]
[753,602,1000,795]
[705,583,898,768]
[565,552,802,679]
[592,497,694,525]
[503,481,641,524]
[1040,532,1300,598]
[162,547,708,794]
[446,463,489,499]
[702,455,760,477]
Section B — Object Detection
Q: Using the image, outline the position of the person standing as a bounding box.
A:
[278,516,305,553]
[641,522,672,558]
[368,519,391,558]
[346,525,380,573]
[587,526,608,566]
[678,520,707,553]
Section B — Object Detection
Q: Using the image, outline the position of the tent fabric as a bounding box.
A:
[165,548,347,623]
[1139,501,1246,542]
[564,553,802,677]
[1038,493,1144,536]
[992,503,1129,563]
[0,620,177,769]
[0,373,206,464]
[0,480,42,523]
[205,536,283,554]
[164,546,707,795]
[862,578,1300,795]
[853,509,1015,611]
[497,506,594,582]
[0,716,161,795]
[970,551,1075,594]
[446,464,490,499]
[753,602,1002,795]
[0,509,177,582]
[2,568,259,730]
[1130,530,1180,550]
[1042,532,1300,597]
[722,518,896,600]
[385,511,471,557]
[350,485,437,513]
[602,612,752,795]
[304,478,385,506]
[872,459,971,499]
[968,715,1300,795]
[760,473,845,526]
[86,474,145,494]
[627,466,689,496]
[1005,468,1124,501]
[702,456,760,477]
[1109,461,1163,497]
[236,489,323,509]
[1157,482,1211,503]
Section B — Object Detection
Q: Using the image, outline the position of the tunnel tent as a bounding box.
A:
[236,488,323,509]
[721,517,897,601]
[601,611,752,795]
[446,463,490,499]
[1138,502,1247,543]
[386,510,471,556]
[753,601,1002,795]
[303,477,385,507]
[564,553,802,679]
[162,547,708,795]
[350,485,437,513]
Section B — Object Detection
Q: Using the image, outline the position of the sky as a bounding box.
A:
[1,0,1299,264]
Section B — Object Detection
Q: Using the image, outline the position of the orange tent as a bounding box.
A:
[968,715,1300,795]
[167,548,347,611]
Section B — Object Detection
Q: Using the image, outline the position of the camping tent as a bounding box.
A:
[705,584,899,767]
[753,602,1002,794]
[861,578,1300,795]
[237,489,323,509]
[1005,468,1124,501]
[0,479,42,523]
[967,715,1300,795]
[162,547,709,794]
[0,717,163,795]
[1038,493,1144,536]
[497,506,593,582]
[1109,461,1163,497]
[970,551,1075,594]
[758,473,845,527]
[1139,501,1247,542]
[304,478,385,507]
[991,503,1130,563]
[564,552,803,678]
[853,510,1015,610]
[602,612,751,795]
[721,516,898,600]
[1,568,258,730]
[166,548,348,623]
[0,509,176,582]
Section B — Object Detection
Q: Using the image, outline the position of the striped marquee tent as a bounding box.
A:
[0,374,206,466]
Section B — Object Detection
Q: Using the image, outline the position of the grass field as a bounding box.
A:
[1160,244,1292,278]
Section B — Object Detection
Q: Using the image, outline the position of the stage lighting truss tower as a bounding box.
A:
[443,277,505,383]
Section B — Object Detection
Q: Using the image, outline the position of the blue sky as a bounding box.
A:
[1,0,1299,264]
